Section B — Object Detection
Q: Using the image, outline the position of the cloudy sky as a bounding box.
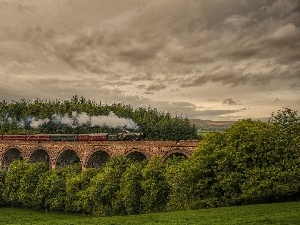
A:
[0,0,299,120]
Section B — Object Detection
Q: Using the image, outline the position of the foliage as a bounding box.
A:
[2,160,29,205]
[82,156,132,216]
[165,108,300,210]
[0,107,299,216]
[65,168,100,213]
[0,96,197,141]
[140,157,169,213]
[34,164,81,211]
[114,161,146,215]
[0,170,6,206]
[17,162,49,207]
[189,108,300,207]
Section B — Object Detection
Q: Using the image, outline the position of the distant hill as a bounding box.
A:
[189,119,235,131]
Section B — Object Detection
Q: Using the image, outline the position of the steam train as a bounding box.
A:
[0,132,145,142]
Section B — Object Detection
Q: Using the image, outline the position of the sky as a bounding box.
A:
[0,0,299,121]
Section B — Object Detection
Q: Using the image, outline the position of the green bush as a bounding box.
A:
[2,160,29,206]
[65,168,100,213]
[0,170,6,206]
[34,164,81,210]
[18,162,49,207]
[141,157,169,213]
[114,161,146,215]
[83,156,132,216]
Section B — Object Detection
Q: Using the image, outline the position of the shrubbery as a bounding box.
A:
[0,108,299,215]
[0,96,197,141]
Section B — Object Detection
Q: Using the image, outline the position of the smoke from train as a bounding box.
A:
[17,111,139,130]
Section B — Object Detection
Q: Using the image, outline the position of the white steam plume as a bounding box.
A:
[90,111,138,129]
[30,118,50,128]
[18,111,139,130]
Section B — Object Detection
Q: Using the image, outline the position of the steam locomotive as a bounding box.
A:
[0,132,145,142]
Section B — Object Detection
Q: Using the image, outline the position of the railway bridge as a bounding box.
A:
[0,140,199,170]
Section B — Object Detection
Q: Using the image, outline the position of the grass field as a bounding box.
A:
[0,201,299,225]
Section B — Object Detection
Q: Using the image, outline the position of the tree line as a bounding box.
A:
[0,108,299,216]
[0,96,197,141]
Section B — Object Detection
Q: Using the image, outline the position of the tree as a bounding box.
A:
[2,160,29,206]
[84,156,132,216]
[114,161,146,215]
[17,162,49,207]
[141,157,169,213]
[34,164,81,210]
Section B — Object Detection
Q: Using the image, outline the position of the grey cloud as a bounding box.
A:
[267,0,299,19]
[180,62,299,88]
[240,108,249,111]
[192,109,242,118]
[24,26,55,42]
[16,2,32,13]
[21,0,299,84]
[223,47,260,60]
[0,2,9,8]
[275,98,280,102]
[180,72,250,87]
[144,91,154,95]
[146,83,166,92]
[208,98,218,102]
[223,98,242,105]
[118,42,163,65]
[130,73,154,81]
[141,100,201,118]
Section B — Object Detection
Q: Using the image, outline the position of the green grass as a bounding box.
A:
[0,201,299,225]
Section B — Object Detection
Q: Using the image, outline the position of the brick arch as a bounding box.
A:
[85,149,111,169]
[3,145,25,158]
[28,146,51,158]
[2,146,24,170]
[55,147,82,169]
[86,147,113,159]
[125,148,150,160]
[3,145,24,157]
[28,147,51,165]
[162,148,191,162]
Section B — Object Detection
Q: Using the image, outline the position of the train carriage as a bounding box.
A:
[50,134,78,141]
[77,133,108,141]
[2,135,26,141]
[0,132,145,142]
[26,134,51,141]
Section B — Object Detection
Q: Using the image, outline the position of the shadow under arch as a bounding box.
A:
[86,150,110,168]
[2,147,24,170]
[56,149,81,168]
[29,148,50,165]
[125,149,149,162]
[162,149,190,162]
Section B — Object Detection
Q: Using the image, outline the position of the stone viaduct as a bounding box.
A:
[0,140,200,170]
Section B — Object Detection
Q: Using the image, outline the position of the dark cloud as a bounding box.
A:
[0,2,9,9]
[223,98,242,105]
[240,108,249,111]
[144,91,154,95]
[146,83,166,91]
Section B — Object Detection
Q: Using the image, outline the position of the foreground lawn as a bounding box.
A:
[0,201,299,225]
